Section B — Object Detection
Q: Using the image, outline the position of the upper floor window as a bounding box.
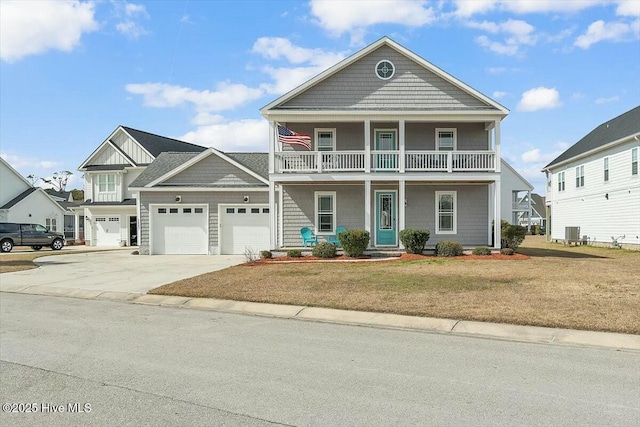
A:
[98,174,116,193]
[436,191,457,234]
[315,191,335,234]
[558,171,565,192]
[436,128,456,151]
[633,148,638,176]
[604,157,609,182]
[575,165,585,188]
[315,129,335,151]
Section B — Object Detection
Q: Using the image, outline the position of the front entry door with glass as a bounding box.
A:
[374,130,397,170]
[375,191,397,246]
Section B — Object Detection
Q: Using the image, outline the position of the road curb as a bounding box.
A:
[2,286,638,351]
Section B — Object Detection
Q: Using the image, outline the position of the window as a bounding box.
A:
[436,191,456,234]
[238,208,246,214]
[45,218,57,231]
[226,208,234,214]
[169,208,178,214]
[251,208,260,213]
[97,174,116,193]
[633,148,638,176]
[158,208,167,214]
[558,171,565,192]
[183,208,192,214]
[375,60,395,80]
[315,191,336,234]
[194,208,204,214]
[315,128,335,151]
[575,165,585,188]
[436,128,456,151]
[262,208,269,214]
[604,157,609,182]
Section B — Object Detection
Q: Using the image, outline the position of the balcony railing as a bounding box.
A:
[275,150,496,173]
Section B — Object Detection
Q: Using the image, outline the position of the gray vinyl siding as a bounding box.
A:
[405,184,489,246]
[281,183,489,247]
[164,155,263,185]
[282,185,364,247]
[278,45,493,110]
[138,191,269,254]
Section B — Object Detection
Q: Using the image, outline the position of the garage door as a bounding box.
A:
[151,206,208,255]
[220,205,270,255]
[95,216,120,246]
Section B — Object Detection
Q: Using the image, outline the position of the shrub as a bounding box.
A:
[472,246,492,255]
[260,250,272,259]
[243,247,259,263]
[435,240,463,257]
[286,249,302,258]
[501,221,527,249]
[338,229,370,257]
[533,224,541,235]
[399,229,430,254]
[500,248,514,256]
[312,242,337,258]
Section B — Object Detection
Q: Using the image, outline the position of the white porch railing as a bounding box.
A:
[275,150,496,173]
[512,201,530,210]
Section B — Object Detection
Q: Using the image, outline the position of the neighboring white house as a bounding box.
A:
[542,105,640,248]
[0,157,66,229]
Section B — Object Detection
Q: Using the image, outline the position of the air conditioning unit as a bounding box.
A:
[565,226,580,241]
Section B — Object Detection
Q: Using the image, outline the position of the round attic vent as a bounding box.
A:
[375,60,395,80]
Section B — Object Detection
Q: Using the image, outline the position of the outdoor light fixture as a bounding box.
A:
[605,193,609,200]
[243,195,250,203]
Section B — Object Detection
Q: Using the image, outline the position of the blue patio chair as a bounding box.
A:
[326,226,347,247]
[300,227,318,247]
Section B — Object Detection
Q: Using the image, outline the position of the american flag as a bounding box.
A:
[277,124,311,150]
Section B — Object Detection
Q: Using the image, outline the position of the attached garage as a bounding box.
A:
[95,216,121,246]
[220,204,270,255]
[150,205,208,254]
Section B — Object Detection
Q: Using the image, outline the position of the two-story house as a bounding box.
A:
[261,37,508,250]
[77,126,206,246]
[543,105,640,248]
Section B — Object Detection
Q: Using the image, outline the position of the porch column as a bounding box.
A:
[488,183,494,246]
[269,181,276,249]
[278,185,284,249]
[527,190,532,231]
[398,179,405,249]
[399,119,405,173]
[494,120,501,173]
[364,180,371,246]
[268,121,276,174]
[364,119,371,173]
[493,178,501,249]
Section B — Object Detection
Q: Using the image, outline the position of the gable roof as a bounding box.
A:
[129,152,202,188]
[544,105,640,170]
[0,187,38,209]
[261,36,508,115]
[501,159,534,191]
[79,126,207,170]
[226,153,268,180]
[0,156,32,189]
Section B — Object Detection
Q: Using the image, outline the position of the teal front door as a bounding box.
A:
[375,191,397,246]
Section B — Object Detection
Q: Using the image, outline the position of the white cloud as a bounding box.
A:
[259,65,333,95]
[521,148,562,164]
[453,0,497,16]
[455,0,607,16]
[574,19,640,49]
[616,0,640,17]
[179,119,269,152]
[476,35,519,55]
[0,0,98,63]
[0,153,59,170]
[125,82,264,112]
[493,91,508,98]
[310,0,435,43]
[571,92,586,101]
[469,19,536,55]
[115,2,149,39]
[595,96,620,104]
[252,37,345,66]
[517,87,562,112]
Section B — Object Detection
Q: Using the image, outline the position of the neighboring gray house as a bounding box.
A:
[261,37,508,249]
[542,106,639,248]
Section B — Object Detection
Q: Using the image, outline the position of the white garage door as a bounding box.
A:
[95,216,120,246]
[220,205,270,255]
[151,206,208,255]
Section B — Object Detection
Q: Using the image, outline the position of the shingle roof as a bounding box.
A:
[121,126,207,157]
[0,187,37,209]
[129,152,202,188]
[544,106,640,169]
[85,164,130,171]
[80,199,136,206]
[226,152,268,180]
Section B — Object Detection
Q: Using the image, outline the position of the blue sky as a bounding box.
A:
[1,0,639,193]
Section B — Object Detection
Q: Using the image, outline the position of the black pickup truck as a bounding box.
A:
[0,222,65,253]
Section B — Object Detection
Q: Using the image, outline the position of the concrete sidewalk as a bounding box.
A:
[2,285,638,352]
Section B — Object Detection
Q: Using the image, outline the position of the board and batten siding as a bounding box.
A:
[278,45,492,110]
[547,140,640,246]
[111,130,154,165]
[138,191,269,254]
[164,155,263,186]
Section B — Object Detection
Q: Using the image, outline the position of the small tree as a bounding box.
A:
[399,229,430,254]
[338,229,370,257]
[42,171,73,192]
[501,221,526,250]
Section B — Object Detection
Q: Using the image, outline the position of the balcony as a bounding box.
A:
[275,150,496,173]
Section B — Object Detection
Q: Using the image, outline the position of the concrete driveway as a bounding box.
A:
[0,250,245,294]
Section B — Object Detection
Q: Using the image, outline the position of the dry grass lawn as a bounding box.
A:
[151,236,640,334]
[0,248,112,273]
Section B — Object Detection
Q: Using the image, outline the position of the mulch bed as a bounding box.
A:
[249,252,529,264]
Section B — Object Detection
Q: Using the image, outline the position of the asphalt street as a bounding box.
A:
[1,293,638,426]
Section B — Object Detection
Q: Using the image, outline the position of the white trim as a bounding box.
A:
[435,191,457,234]
[398,182,405,248]
[364,180,371,244]
[106,140,137,167]
[271,172,500,183]
[435,128,457,151]
[260,37,508,115]
[314,191,336,235]
[126,214,137,246]
[79,126,154,170]
[130,186,268,192]
[314,128,336,151]
[269,181,276,249]
[374,190,398,247]
[146,148,268,187]
[149,203,209,255]
[501,159,533,190]
[278,184,283,249]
